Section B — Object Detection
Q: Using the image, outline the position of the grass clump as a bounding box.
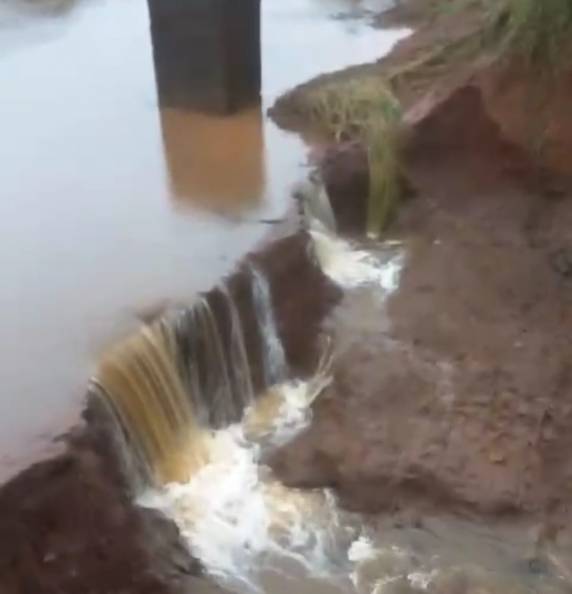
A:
[301,77,404,238]
[486,0,572,66]
[366,115,403,239]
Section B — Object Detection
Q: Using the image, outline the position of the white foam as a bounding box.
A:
[139,378,350,593]
[141,426,269,591]
[407,570,438,590]
[138,234,408,594]
[310,230,404,291]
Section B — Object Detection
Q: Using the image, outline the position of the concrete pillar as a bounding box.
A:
[147,0,261,114]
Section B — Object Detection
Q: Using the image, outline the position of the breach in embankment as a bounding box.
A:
[3,1,572,593]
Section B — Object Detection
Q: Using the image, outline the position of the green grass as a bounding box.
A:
[300,77,404,238]
[365,116,403,239]
[485,0,572,66]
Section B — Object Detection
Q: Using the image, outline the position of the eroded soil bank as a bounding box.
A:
[269,0,572,574]
[0,408,200,594]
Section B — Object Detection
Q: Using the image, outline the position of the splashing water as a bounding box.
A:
[294,177,404,291]
[139,375,357,594]
[310,229,404,291]
[135,337,340,592]
[293,177,338,234]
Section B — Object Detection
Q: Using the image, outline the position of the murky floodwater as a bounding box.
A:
[0,0,407,478]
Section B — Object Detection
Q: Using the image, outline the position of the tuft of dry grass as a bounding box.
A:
[298,77,404,238]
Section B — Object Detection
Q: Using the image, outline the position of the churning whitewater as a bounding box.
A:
[140,245,405,592]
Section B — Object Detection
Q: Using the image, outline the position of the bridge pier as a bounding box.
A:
[147,0,261,114]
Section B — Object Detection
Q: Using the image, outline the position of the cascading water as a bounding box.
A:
[294,176,338,234]
[96,319,200,484]
[296,177,405,290]
[92,181,416,594]
[94,271,267,485]
[92,184,566,594]
[94,256,333,485]
[220,284,256,409]
[250,265,289,387]
[172,295,246,429]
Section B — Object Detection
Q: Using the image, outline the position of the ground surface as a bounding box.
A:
[0,405,200,594]
[269,0,572,571]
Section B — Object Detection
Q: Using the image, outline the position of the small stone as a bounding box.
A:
[527,556,548,575]
[551,248,572,278]
[488,449,506,464]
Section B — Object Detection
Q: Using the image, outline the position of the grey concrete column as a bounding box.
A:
[147,0,261,114]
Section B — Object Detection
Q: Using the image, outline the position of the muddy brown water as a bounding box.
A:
[0,0,406,480]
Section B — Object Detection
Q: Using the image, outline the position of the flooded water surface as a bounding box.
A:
[0,0,405,477]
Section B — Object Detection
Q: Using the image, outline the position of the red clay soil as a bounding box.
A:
[251,231,343,377]
[318,141,369,235]
[478,64,572,178]
[0,412,202,594]
[392,3,572,181]
[269,77,572,560]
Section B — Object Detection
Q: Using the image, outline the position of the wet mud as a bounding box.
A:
[0,412,199,594]
[269,1,572,573]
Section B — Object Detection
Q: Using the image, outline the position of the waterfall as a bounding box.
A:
[90,188,415,594]
[96,319,202,484]
[94,267,280,486]
[219,284,255,410]
[294,177,337,234]
[172,296,237,429]
[250,265,289,387]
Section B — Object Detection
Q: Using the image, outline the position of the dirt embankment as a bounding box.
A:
[269,0,572,551]
[0,402,201,594]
